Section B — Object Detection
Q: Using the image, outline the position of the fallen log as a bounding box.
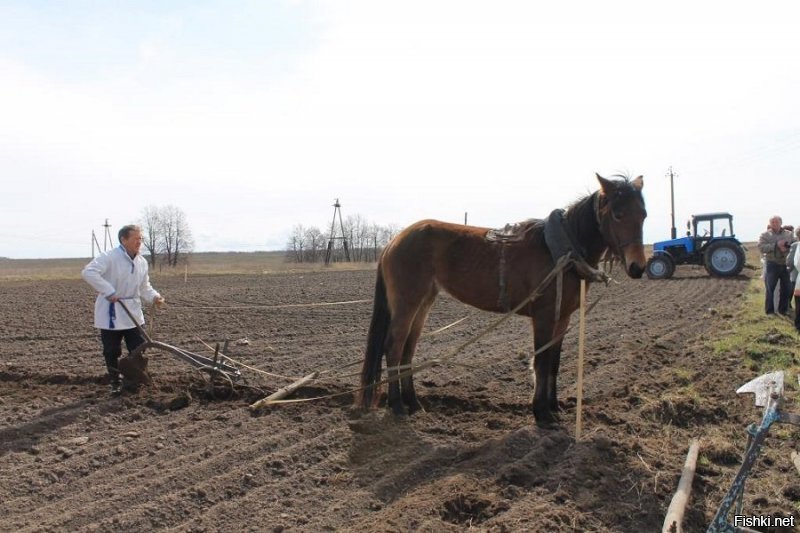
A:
[249,371,320,411]
[663,438,700,533]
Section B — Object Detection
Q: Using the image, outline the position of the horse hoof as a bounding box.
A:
[533,409,559,428]
[406,401,424,415]
[389,404,408,417]
[535,418,559,429]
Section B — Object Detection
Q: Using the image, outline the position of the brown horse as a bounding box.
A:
[358,174,646,425]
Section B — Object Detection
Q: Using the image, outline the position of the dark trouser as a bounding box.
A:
[764,261,791,314]
[100,328,146,382]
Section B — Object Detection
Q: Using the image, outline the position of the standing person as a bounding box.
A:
[758,216,793,316]
[82,224,165,394]
[795,243,800,332]
[786,227,800,285]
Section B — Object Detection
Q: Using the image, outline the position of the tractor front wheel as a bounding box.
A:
[704,241,745,277]
[646,254,675,279]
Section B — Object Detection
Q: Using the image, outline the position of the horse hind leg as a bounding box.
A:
[400,293,436,414]
[385,310,418,416]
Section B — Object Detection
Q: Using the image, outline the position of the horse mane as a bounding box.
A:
[561,174,642,261]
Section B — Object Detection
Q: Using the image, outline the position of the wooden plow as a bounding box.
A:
[116,300,242,398]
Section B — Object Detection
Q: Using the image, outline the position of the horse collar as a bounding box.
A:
[544,208,587,263]
[544,208,609,284]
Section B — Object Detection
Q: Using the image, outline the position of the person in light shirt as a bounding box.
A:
[82,225,165,395]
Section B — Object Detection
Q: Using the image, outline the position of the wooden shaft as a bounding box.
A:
[662,439,700,533]
[576,279,586,440]
[116,299,154,343]
[249,371,319,411]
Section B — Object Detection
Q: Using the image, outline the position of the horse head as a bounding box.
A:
[596,174,647,278]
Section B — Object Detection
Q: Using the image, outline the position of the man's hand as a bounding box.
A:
[778,240,790,252]
[155,296,166,306]
[106,294,119,302]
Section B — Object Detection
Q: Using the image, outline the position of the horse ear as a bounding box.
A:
[631,175,644,191]
[596,173,614,195]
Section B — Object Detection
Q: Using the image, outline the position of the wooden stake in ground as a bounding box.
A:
[576,279,586,440]
[249,371,319,411]
[791,451,800,476]
[662,438,701,533]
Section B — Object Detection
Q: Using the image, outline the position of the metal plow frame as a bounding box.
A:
[707,371,800,533]
[116,300,242,388]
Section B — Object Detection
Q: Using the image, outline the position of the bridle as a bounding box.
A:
[594,191,643,270]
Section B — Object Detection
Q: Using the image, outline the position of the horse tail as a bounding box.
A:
[358,265,391,409]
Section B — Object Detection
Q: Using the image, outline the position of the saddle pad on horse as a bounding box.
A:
[485,218,541,244]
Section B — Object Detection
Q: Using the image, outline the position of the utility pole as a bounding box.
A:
[102,218,113,251]
[324,199,351,266]
[91,230,102,258]
[667,167,677,239]
[464,212,468,225]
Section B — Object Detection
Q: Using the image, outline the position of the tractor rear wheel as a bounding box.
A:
[704,241,745,277]
[646,254,675,279]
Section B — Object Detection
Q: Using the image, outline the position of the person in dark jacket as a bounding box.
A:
[758,216,794,316]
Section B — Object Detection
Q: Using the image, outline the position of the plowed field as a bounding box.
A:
[2,266,798,532]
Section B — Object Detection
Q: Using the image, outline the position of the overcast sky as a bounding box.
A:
[1,1,798,258]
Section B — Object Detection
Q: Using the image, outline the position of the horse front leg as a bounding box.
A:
[548,320,570,415]
[547,339,566,416]
[530,318,564,426]
[531,348,554,426]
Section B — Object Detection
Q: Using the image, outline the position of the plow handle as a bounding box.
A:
[116,299,154,343]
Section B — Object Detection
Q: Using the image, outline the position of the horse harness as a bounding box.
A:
[486,195,612,316]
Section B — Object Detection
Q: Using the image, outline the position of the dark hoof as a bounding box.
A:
[389,403,408,417]
[535,417,559,429]
[533,407,559,428]
[406,400,424,415]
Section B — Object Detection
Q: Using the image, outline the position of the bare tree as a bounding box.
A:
[139,206,162,267]
[286,224,306,263]
[138,205,194,268]
[171,208,194,267]
[368,223,381,261]
[304,226,324,263]
[381,223,401,246]
[287,218,403,264]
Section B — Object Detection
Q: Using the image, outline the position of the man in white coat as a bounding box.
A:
[82,224,165,394]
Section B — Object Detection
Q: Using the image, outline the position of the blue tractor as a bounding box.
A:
[646,212,746,279]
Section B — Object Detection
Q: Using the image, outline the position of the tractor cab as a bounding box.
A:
[647,212,744,279]
[690,212,735,246]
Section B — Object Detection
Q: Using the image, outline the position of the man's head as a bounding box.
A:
[118,225,143,256]
[769,216,783,233]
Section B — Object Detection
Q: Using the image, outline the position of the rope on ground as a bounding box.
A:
[152,255,614,403]
[165,299,371,311]
[174,308,477,385]
[263,255,576,406]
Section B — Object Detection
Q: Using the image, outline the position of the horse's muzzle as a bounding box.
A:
[628,262,644,279]
[622,244,646,279]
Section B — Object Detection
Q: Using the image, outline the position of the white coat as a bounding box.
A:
[795,246,800,295]
[82,246,161,330]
